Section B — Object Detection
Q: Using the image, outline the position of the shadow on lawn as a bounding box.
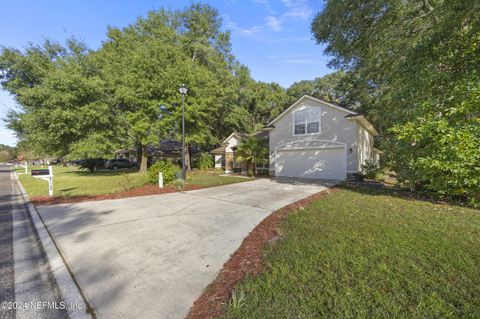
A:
[58,187,79,194]
[65,169,139,177]
[342,182,476,209]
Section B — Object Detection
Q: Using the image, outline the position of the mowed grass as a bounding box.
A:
[16,165,148,197]
[187,170,251,188]
[223,186,480,319]
[16,166,249,197]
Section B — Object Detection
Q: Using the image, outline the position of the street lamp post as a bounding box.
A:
[178,84,188,181]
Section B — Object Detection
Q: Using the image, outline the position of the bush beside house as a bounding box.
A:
[148,160,179,185]
[196,153,214,170]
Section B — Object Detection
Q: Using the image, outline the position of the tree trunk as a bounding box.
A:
[184,144,192,172]
[136,143,142,166]
[139,144,148,173]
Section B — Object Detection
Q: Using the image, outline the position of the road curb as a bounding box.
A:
[13,171,94,319]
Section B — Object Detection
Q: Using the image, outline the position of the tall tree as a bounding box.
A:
[0,144,16,162]
[0,39,119,159]
[99,4,236,172]
[312,0,480,204]
[286,71,349,107]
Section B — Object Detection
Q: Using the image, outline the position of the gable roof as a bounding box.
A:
[266,95,379,137]
[221,132,249,144]
[267,95,357,127]
[221,130,269,144]
[345,114,379,136]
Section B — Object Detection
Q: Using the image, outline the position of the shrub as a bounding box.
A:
[171,179,185,191]
[361,160,383,180]
[148,160,179,185]
[197,152,213,170]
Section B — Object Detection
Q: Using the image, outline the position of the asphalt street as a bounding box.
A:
[0,165,68,319]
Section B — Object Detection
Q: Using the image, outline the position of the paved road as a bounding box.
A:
[0,165,68,319]
[37,178,329,319]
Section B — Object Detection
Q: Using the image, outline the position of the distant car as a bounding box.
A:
[75,158,106,172]
[105,159,136,170]
[50,158,62,165]
[73,159,85,166]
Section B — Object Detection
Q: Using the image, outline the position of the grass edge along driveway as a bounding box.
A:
[221,186,480,319]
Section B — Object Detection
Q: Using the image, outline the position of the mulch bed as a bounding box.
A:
[30,184,202,206]
[186,187,339,319]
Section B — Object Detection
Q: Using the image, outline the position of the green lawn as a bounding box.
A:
[223,186,480,319]
[187,170,251,188]
[15,165,249,197]
[16,165,148,197]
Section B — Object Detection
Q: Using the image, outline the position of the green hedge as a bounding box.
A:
[148,160,179,185]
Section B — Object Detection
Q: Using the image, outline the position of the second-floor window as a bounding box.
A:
[294,108,321,135]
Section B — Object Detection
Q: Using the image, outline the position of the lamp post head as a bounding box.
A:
[179,84,188,95]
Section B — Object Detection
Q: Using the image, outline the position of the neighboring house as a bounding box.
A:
[116,140,200,166]
[210,131,269,174]
[212,95,380,180]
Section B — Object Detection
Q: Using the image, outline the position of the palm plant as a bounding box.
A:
[235,136,268,176]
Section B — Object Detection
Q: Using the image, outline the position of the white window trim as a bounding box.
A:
[292,107,322,136]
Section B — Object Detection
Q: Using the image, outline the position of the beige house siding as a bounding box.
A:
[356,123,375,172]
[269,98,358,174]
[224,136,240,173]
[225,136,240,153]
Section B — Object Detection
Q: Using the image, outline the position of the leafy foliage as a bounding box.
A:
[196,152,214,170]
[147,160,179,185]
[0,144,17,162]
[285,71,350,107]
[1,39,119,158]
[361,159,382,180]
[312,0,480,205]
[235,136,268,175]
[171,178,186,191]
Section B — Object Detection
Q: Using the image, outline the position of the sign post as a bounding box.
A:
[158,172,163,189]
[48,165,53,196]
[18,161,28,174]
[32,165,54,196]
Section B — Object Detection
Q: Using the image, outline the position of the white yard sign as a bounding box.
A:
[18,162,28,174]
[31,165,54,196]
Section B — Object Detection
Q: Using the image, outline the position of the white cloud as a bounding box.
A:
[253,0,276,15]
[224,15,263,36]
[282,0,312,20]
[267,53,322,65]
[241,26,263,35]
[265,16,282,31]
[262,36,311,44]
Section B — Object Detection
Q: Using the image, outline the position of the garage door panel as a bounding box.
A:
[275,148,346,180]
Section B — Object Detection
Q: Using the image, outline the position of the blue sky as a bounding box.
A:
[0,0,331,146]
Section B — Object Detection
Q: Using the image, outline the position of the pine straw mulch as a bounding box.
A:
[186,187,339,319]
[30,183,202,206]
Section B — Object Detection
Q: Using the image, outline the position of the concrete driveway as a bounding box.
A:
[36,178,328,319]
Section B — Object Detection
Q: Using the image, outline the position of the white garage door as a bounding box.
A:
[275,147,346,180]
